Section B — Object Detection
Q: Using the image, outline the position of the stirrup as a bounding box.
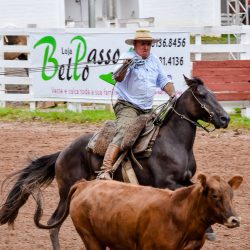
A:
[205,226,216,241]
[96,170,113,180]
[205,232,216,241]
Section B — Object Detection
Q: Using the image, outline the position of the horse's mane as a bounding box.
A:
[160,76,205,125]
[192,77,204,84]
[188,77,204,90]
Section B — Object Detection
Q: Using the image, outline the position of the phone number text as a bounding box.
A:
[152,38,187,48]
[159,56,184,66]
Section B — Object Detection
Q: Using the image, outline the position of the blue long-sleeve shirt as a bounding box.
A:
[115,50,173,110]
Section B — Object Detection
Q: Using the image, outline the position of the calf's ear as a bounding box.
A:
[197,173,207,188]
[228,175,243,190]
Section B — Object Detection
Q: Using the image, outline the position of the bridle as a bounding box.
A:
[171,88,216,133]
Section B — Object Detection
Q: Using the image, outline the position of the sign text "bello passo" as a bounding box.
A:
[33,35,120,82]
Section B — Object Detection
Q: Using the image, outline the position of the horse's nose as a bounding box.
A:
[220,114,230,128]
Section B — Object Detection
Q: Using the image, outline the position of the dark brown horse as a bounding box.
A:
[0,76,230,250]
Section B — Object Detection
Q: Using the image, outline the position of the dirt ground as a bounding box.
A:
[0,121,249,250]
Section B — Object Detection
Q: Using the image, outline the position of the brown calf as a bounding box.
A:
[35,174,243,250]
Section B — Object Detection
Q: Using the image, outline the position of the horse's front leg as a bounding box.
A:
[187,151,197,179]
[154,173,184,190]
[150,157,188,190]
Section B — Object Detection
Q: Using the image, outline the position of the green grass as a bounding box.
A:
[228,113,250,130]
[0,107,115,124]
[0,107,249,130]
[190,34,237,44]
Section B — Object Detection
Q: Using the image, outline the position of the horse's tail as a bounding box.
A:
[0,151,60,226]
[34,179,83,229]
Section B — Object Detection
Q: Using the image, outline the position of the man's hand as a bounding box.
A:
[124,58,132,66]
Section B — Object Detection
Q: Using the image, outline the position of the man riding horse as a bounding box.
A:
[97,29,176,180]
[0,30,230,249]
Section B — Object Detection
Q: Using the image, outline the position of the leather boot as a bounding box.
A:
[97,143,121,180]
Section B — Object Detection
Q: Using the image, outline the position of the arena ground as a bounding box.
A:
[0,121,249,250]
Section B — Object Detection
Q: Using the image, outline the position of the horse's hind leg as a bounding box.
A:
[47,180,74,250]
[47,197,68,250]
[47,171,85,249]
[49,227,61,250]
[47,136,93,250]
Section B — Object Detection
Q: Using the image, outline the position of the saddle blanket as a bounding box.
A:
[87,116,159,158]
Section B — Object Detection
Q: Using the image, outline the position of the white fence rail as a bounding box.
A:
[0,26,250,111]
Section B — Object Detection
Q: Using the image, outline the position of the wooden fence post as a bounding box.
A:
[67,102,82,112]
[0,34,6,107]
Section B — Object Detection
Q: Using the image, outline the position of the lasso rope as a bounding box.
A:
[0,58,129,76]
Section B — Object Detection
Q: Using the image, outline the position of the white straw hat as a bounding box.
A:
[125,29,160,45]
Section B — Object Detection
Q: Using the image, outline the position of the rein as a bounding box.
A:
[171,89,216,133]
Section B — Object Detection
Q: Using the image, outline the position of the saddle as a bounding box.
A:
[87,114,159,183]
[87,100,174,184]
[87,114,159,158]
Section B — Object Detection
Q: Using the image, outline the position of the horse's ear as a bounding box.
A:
[183,75,193,87]
[197,173,207,188]
[183,74,189,82]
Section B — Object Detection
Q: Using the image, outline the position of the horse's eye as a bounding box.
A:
[199,93,206,99]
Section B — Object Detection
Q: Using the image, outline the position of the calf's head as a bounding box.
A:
[198,173,243,228]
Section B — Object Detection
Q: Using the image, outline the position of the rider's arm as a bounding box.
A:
[155,55,176,98]
[114,59,132,82]
[163,82,176,98]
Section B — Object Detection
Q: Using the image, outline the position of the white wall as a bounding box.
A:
[0,0,221,29]
[138,0,221,27]
[65,0,107,27]
[0,0,64,28]
[117,0,139,19]
[65,0,85,23]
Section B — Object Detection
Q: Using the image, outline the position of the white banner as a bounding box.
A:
[30,31,190,103]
